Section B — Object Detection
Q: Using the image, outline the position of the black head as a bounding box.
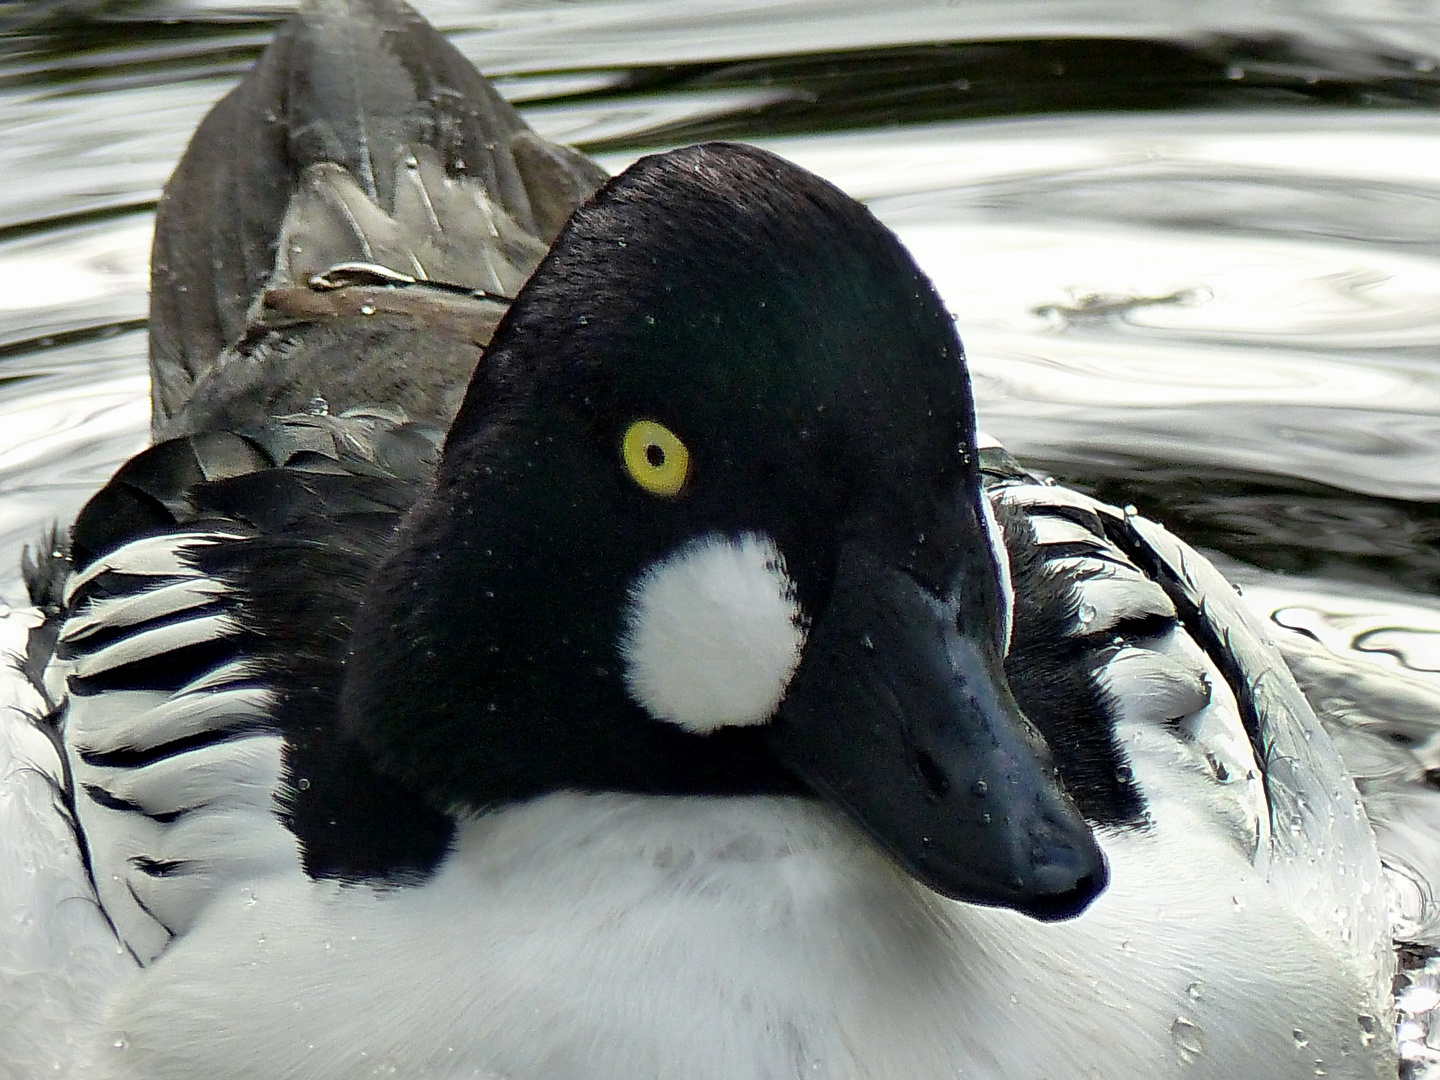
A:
[341,143,1105,920]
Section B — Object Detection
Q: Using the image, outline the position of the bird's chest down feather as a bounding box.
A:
[89,792,1390,1080]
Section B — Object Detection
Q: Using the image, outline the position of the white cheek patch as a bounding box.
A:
[980,495,1014,656]
[620,532,808,735]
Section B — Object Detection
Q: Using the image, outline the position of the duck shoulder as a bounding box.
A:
[983,445,1392,1008]
[32,410,448,964]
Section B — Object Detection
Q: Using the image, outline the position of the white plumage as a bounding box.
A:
[620,531,807,734]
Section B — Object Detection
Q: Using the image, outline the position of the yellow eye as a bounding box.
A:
[622,419,690,498]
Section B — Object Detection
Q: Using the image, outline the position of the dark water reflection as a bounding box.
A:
[2,1,1440,614]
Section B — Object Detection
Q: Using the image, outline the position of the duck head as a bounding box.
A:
[341,142,1106,921]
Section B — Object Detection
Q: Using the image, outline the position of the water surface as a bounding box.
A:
[6,0,1440,661]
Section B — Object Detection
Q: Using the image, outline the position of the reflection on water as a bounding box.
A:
[2,2,1439,616]
[686,112,1440,600]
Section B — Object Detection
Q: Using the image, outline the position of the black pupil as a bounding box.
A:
[645,443,666,468]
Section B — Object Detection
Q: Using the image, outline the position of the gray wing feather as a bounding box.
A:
[149,0,607,435]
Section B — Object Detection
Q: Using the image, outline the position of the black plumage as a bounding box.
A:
[997,498,1148,827]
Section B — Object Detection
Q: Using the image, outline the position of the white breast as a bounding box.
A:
[86,792,1393,1080]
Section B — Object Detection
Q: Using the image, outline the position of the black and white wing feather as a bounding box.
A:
[54,528,290,964]
[986,444,1393,1006]
[32,413,442,964]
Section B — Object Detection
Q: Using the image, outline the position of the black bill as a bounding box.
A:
[766,538,1107,921]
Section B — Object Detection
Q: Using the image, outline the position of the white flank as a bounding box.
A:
[0,608,139,1076]
[620,532,806,734]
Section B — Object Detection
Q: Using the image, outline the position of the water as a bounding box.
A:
[5,0,1440,590]
[5,0,1440,1059]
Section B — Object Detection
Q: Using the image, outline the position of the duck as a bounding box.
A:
[0,0,1403,1076]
